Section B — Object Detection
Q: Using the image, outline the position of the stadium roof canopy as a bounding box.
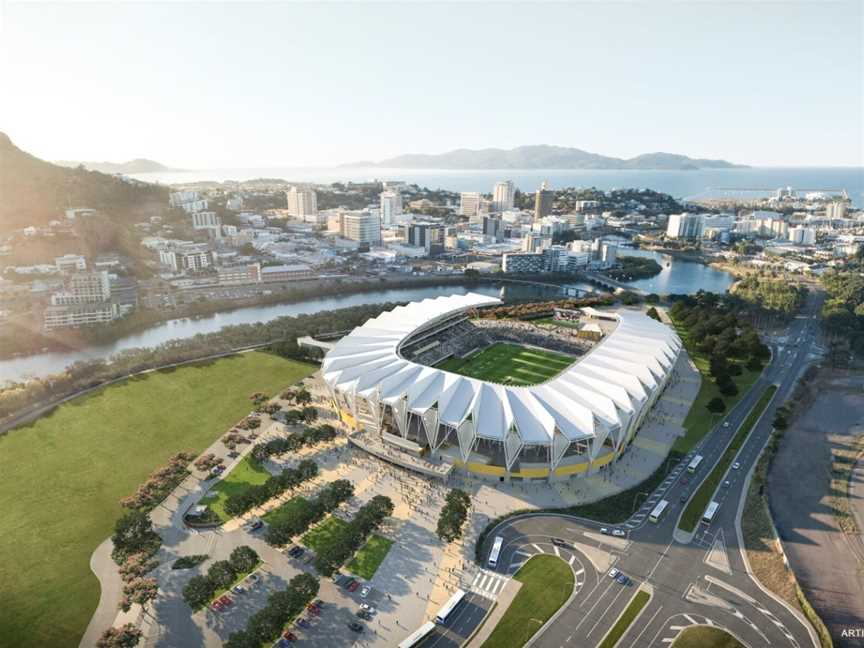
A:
[322,293,681,463]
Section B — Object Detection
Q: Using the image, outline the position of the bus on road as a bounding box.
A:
[688,455,704,473]
[398,621,436,647]
[649,499,669,523]
[488,536,503,568]
[702,501,720,525]
[434,589,466,625]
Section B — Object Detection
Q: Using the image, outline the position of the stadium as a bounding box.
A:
[321,293,682,481]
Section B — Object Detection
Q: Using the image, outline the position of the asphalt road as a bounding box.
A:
[478,296,824,648]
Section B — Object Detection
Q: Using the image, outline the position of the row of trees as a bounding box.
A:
[821,269,864,361]
[313,495,395,576]
[476,295,615,321]
[251,424,337,463]
[223,459,319,518]
[224,573,320,648]
[119,452,195,511]
[436,489,471,543]
[264,480,355,547]
[733,274,808,316]
[182,546,261,610]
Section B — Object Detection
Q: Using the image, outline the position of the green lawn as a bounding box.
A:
[671,319,761,454]
[0,352,315,648]
[672,626,744,648]
[301,516,349,552]
[347,534,393,580]
[679,386,777,532]
[481,555,574,648]
[263,496,310,526]
[598,589,651,648]
[436,343,573,386]
[200,454,271,521]
[533,317,583,330]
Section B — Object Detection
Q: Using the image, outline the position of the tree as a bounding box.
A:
[645,307,661,321]
[183,574,216,609]
[645,293,660,305]
[289,572,319,602]
[97,624,143,648]
[111,510,160,564]
[224,630,260,648]
[294,388,312,405]
[718,379,738,397]
[207,560,237,590]
[707,397,726,413]
[119,577,158,612]
[229,546,260,574]
[119,552,158,582]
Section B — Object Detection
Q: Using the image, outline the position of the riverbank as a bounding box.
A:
[0,274,495,361]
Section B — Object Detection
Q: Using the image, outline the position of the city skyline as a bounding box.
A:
[1,1,861,169]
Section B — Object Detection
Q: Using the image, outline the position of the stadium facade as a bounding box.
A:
[321,293,682,481]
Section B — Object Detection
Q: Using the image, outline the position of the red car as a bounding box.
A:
[347,581,360,592]
[219,595,233,606]
[210,602,223,612]
[282,631,297,641]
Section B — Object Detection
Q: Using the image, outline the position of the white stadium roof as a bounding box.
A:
[322,293,681,461]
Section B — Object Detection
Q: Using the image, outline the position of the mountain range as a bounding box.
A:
[347,145,746,170]
[54,158,177,174]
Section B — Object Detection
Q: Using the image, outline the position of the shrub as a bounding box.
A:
[183,574,216,609]
[172,554,208,570]
[207,560,237,590]
[229,546,260,574]
[707,397,726,413]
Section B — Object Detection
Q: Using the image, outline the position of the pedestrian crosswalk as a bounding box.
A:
[470,569,509,600]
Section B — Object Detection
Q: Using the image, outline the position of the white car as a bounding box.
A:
[359,585,372,599]
[611,529,626,538]
[359,603,376,615]
[723,422,730,428]
[732,462,741,470]
[608,568,620,579]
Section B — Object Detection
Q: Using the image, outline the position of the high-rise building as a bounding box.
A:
[534,180,554,221]
[286,186,318,219]
[55,254,87,273]
[826,201,848,220]
[343,211,381,244]
[521,233,549,253]
[192,211,221,230]
[405,222,445,256]
[492,181,515,212]
[482,215,505,242]
[789,226,816,246]
[666,213,704,239]
[50,270,112,306]
[460,192,481,218]
[380,191,403,226]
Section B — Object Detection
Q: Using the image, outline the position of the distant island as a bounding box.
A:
[55,158,179,174]
[346,144,746,171]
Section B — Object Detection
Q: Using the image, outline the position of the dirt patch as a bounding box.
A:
[768,369,864,648]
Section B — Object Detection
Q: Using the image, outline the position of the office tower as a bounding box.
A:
[286,186,318,219]
[492,180,515,212]
[534,180,554,221]
[460,192,481,218]
[380,190,403,226]
[665,212,705,239]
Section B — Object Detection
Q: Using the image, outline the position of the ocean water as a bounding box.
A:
[131,166,864,207]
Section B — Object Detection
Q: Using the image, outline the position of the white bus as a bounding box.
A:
[702,501,720,525]
[488,536,504,568]
[687,455,704,473]
[434,589,466,625]
[649,499,669,523]
[398,621,436,648]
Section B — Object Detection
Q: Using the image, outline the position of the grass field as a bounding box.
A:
[200,454,271,521]
[263,495,310,526]
[436,342,573,386]
[671,319,761,455]
[672,626,744,648]
[598,589,650,648]
[348,534,393,580]
[481,555,574,648]
[679,386,776,532]
[0,352,315,648]
[534,317,582,330]
[301,516,349,553]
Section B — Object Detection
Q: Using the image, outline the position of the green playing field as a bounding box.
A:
[435,342,573,386]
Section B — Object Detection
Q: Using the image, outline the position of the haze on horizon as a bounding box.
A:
[1,1,861,169]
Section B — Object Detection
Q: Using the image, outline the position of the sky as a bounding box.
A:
[1,1,862,168]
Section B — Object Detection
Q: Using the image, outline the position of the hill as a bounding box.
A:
[348,144,745,170]
[0,132,168,232]
[54,158,177,174]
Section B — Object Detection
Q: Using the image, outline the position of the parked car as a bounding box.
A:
[611,529,626,538]
[600,527,611,536]
[551,537,568,547]
[615,573,630,586]
[296,618,310,629]
[228,450,240,459]
[608,568,619,579]
[289,546,305,558]
[282,631,297,641]
[359,585,372,598]
[356,610,372,620]
[342,577,356,589]
[248,573,259,582]
[348,622,364,633]
[359,603,376,614]
[232,585,246,595]
[348,581,360,592]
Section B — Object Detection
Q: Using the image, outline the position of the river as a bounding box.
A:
[0,255,730,384]
[0,282,576,384]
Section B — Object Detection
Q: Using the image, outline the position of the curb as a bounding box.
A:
[594,583,653,648]
[523,555,582,647]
